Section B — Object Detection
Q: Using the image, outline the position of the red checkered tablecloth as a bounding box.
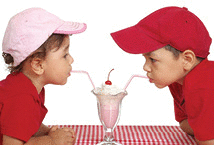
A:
[48,125,197,145]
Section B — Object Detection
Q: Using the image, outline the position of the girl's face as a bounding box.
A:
[42,35,73,85]
[143,47,186,88]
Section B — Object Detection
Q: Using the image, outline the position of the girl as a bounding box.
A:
[0,7,86,145]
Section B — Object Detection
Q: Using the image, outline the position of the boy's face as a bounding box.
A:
[42,35,74,85]
[143,47,186,88]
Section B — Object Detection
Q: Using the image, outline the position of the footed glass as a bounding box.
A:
[92,90,127,145]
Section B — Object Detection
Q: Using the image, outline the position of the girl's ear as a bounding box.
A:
[181,50,197,71]
[30,58,44,75]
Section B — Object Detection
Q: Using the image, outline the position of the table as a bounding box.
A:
[48,125,197,145]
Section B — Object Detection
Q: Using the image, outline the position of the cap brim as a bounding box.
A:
[111,25,166,54]
[54,21,87,34]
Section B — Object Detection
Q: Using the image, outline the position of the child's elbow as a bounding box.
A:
[196,139,214,145]
[179,119,194,136]
[179,120,214,144]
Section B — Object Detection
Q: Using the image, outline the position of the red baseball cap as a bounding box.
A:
[111,6,212,58]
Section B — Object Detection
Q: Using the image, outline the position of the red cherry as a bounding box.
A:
[105,69,114,85]
[105,80,112,85]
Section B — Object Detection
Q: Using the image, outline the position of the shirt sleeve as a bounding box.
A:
[168,83,188,122]
[173,100,188,122]
[1,94,41,142]
[185,88,214,141]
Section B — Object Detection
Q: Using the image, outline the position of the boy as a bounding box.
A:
[111,6,214,144]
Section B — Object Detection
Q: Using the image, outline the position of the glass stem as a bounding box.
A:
[104,128,114,142]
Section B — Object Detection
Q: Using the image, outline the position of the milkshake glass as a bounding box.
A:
[92,90,127,145]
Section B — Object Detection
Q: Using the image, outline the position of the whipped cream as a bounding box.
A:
[93,83,125,95]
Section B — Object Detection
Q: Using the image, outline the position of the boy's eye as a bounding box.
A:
[150,57,156,63]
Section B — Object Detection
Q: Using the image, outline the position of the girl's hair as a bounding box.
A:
[165,45,204,61]
[2,34,66,74]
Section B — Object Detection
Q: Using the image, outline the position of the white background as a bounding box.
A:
[0,0,213,126]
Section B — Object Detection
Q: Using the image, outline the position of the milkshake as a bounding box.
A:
[92,69,127,145]
[93,83,127,129]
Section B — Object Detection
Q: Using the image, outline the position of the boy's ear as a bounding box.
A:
[181,50,197,71]
[30,58,44,75]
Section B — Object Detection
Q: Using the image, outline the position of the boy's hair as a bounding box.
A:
[165,45,205,62]
[2,34,66,74]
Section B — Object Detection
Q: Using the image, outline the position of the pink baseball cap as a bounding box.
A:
[111,6,212,58]
[2,7,87,66]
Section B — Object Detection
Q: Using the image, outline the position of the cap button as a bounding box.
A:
[183,7,188,11]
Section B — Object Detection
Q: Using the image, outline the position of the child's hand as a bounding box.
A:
[48,125,76,145]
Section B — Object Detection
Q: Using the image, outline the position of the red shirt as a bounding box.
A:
[169,58,214,141]
[0,73,48,144]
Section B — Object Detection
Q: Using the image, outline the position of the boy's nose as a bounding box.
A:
[143,63,151,72]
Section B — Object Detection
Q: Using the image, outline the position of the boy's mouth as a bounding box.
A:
[147,75,154,83]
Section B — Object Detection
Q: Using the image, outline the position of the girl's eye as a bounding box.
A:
[64,54,68,58]
[150,57,156,63]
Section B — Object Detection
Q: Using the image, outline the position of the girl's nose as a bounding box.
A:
[69,55,74,65]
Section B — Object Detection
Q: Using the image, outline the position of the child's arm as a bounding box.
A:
[180,120,214,144]
[3,134,55,145]
[33,123,51,137]
[179,119,194,136]
[196,139,214,145]
[28,126,76,145]
[3,126,76,145]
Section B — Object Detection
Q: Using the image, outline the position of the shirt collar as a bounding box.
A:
[183,58,208,88]
[14,72,44,102]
